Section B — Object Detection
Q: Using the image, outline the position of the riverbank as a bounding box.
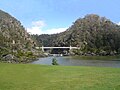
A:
[70,55,120,60]
[0,63,120,90]
[0,49,46,63]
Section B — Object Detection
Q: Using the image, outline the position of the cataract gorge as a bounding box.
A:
[1,9,120,90]
[1,10,120,63]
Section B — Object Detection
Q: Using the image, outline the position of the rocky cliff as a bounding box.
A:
[0,10,43,63]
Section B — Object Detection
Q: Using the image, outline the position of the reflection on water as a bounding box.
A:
[32,56,120,68]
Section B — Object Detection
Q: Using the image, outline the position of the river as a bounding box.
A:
[32,56,120,68]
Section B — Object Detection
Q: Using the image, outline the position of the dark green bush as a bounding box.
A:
[52,58,59,65]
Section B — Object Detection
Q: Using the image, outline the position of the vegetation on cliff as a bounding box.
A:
[0,10,43,63]
[33,14,120,55]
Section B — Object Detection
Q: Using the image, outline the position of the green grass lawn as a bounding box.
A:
[70,55,120,60]
[0,63,120,90]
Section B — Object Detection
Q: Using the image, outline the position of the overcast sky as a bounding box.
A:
[0,0,120,34]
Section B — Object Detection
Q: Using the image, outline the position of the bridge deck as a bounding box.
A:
[40,47,78,49]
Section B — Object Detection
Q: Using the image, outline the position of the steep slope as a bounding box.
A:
[0,10,42,63]
[36,14,120,55]
[32,34,59,47]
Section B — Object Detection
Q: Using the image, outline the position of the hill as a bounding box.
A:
[34,14,120,55]
[0,10,43,63]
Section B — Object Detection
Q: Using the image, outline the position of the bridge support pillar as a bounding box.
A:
[70,45,72,50]
[41,46,44,52]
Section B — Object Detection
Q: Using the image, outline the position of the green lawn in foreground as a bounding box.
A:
[0,63,120,90]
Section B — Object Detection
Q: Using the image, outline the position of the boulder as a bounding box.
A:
[2,54,18,63]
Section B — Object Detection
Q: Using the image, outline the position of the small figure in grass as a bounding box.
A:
[52,58,59,65]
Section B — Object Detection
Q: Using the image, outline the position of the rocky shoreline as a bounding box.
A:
[0,50,46,63]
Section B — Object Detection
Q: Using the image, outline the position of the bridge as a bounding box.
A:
[36,46,79,52]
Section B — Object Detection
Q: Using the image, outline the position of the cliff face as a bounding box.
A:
[0,10,42,63]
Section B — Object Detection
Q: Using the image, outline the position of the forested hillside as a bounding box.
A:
[34,14,120,55]
[0,10,43,63]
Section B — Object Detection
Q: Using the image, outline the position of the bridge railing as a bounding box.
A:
[36,46,79,49]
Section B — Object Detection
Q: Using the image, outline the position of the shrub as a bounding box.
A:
[52,58,59,65]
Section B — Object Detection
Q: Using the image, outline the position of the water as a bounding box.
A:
[32,56,120,68]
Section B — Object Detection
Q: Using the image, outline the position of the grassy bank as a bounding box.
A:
[70,55,120,60]
[0,63,120,90]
